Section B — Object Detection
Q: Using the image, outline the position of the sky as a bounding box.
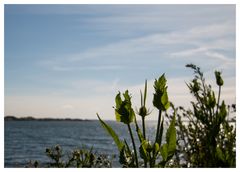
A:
[4,4,236,120]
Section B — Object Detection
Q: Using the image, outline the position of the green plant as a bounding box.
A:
[27,145,112,168]
[45,145,65,167]
[66,147,111,168]
[170,64,236,167]
[97,74,176,168]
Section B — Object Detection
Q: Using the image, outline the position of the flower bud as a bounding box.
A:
[139,106,147,117]
[215,71,224,86]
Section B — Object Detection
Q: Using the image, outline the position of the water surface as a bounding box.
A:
[5,120,157,167]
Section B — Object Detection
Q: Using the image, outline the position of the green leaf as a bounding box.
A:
[140,90,143,106]
[153,142,160,157]
[115,92,122,109]
[144,80,147,106]
[124,140,131,155]
[154,74,167,91]
[209,91,216,108]
[139,140,150,161]
[97,114,124,151]
[123,90,131,104]
[136,123,144,143]
[166,114,176,157]
[160,144,168,161]
[218,101,227,124]
[216,147,224,162]
[161,91,170,110]
[159,115,176,166]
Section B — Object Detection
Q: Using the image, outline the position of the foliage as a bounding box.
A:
[115,90,135,124]
[168,64,236,167]
[25,64,235,168]
[97,114,124,151]
[153,74,170,110]
[98,74,177,168]
[26,145,112,168]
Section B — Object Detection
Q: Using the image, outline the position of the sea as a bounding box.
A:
[4,120,158,168]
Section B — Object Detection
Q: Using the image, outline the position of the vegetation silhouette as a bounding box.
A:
[166,64,236,167]
[26,145,112,168]
[98,73,177,167]
[23,64,236,168]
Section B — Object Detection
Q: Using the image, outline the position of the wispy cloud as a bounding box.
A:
[50,65,123,71]
[170,47,233,62]
[39,20,235,75]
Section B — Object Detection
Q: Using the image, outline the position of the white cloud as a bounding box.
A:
[205,51,230,61]
[170,47,208,57]
[170,47,233,64]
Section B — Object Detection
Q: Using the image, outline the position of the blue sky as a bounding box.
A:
[4,5,236,120]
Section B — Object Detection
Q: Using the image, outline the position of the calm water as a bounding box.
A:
[4,120,157,167]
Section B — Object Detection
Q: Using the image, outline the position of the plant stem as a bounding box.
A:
[142,116,146,139]
[216,86,221,115]
[127,124,139,167]
[155,109,162,143]
[141,116,147,167]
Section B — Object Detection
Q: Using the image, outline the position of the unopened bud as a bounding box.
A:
[215,71,224,86]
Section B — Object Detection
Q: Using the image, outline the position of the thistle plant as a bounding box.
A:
[136,80,150,167]
[115,90,139,167]
[138,80,149,140]
[153,74,170,145]
[97,74,176,168]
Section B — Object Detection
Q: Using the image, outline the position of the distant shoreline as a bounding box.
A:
[4,116,92,122]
